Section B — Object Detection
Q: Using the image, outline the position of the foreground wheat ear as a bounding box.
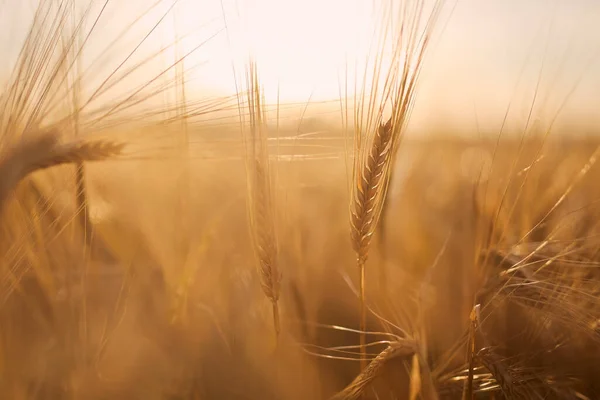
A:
[350,119,396,371]
[0,129,124,213]
[350,0,447,370]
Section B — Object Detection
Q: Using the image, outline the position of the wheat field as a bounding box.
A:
[0,0,599,399]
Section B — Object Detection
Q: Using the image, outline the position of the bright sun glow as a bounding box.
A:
[167,0,375,104]
[3,0,600,131]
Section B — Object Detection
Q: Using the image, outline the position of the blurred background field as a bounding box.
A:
[8,121,597,398]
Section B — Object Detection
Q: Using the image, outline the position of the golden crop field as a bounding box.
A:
[0,0,599,399]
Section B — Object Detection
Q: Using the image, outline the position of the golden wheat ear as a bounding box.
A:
[330,339,417,400]
[0,130,124,212]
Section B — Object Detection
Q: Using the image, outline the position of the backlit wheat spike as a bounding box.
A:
[242,61,282,341]
[477,347,521,399]
[330,340,417,400]
[351,119,393,263]
[350,0,447,370]
[351,119,394,370]
[252,159,281,306]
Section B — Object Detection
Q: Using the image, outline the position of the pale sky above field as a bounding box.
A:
[1,0,599,134]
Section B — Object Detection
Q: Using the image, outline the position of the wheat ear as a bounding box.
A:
[350,0,446,369]
[476,347,519,399]
[330,339,417,400]
[0,130,124,213]
[242,62,281,341]
[251,158,281,338]
[351,119,394,369]
[468,304,521,399]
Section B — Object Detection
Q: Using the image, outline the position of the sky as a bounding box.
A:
[1,0,599,134]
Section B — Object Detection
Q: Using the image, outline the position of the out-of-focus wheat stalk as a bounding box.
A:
[240,61,282,342]
[350,0,446,370]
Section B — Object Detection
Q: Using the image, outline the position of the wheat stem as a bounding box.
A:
[358,258,367,370]
[272,300,281,338]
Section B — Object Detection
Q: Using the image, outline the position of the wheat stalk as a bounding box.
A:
[0,130,124,213]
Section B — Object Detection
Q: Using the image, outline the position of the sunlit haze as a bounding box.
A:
[1,0,599,133]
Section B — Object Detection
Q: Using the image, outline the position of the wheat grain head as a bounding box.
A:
[0,129,124,213]
[350,0,448,370]
[330,339,417,400]
[239,60,282,341]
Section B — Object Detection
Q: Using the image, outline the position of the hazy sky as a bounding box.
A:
[1,0,599,133]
